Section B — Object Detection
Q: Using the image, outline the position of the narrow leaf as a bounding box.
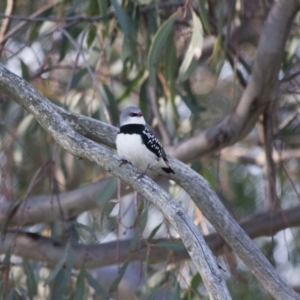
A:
[156,240,185,251]
[74,270,86,300]
[96,177,117,207]
[23,260,38,296]
[178,9,204,82]
[73,221,98,242]
[70,68,87,89]
[44,243,71,285]
[198,0,211,33]
[117,67,145,102]
[87,25,97,48]
[85,271,110,299]
[111,0,135,37]
[103,85,119,126]
[147,12,178,88]
[109,261,130,293]
[148,223,163,240]
[20,60,30,81]
[139,78,148,117]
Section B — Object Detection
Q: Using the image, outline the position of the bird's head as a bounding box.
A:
[120,106,146,126]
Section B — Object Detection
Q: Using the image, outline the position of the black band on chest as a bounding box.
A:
[119,124,145,134]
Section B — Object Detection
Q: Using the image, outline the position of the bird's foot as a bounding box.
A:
[137,172,146,180]
[119,159,130,167]
[137,165,150,180]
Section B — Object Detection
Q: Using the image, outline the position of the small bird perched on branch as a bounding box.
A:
[116,106,175,177]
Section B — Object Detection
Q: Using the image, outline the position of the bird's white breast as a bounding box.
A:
[116,133,159,170]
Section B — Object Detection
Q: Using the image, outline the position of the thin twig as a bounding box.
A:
[0,0,16,54]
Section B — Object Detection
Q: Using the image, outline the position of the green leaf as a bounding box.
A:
[49,244,73,299]
[129,230,140,251]
[111,0,135,37]
[165,34,177,102]
[73,221,98,242]
[139,78,148,117]
[99,0,109,15]
[178,9,203,82]
[20,60,30,81]
[44,243,71,285]
[59,35,69,62]
[74,270,86,300]
[96,177,117,207]
[147,12,178,88]
[198,0,211,33]
[86,0,99,15]
[70,68,88,89]
[117,67,145,102]
[183,273,202,300]
[87,25,97,48]
[99,0,109,37]
[23,260,38,296]
[85,271,110,299]
[148,223,162,240]
[156,240,185,251]
[140,205,148,233]
[103,85,119,126]
[59,26,82,62]
[109,261,130,293]
[28,23,40,42]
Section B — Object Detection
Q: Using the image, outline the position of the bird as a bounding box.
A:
[116,106,175,177]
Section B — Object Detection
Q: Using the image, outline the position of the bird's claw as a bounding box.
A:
[137,172,145,180]
[119,159,130,167]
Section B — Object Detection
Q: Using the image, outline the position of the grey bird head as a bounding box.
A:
[120,106,146,126]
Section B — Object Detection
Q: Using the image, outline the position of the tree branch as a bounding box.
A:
[1,64,299,299]
[0,0,299,298]
[2,204,300,269]
[0,68,230,300]
[169,0,300,163]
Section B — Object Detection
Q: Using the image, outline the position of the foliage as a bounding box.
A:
[0,0,300,299]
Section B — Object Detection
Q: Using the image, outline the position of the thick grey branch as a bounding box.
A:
[1,206,300,269]
[0,67,230,300]
[0,179,111,227]
[1,67,299,300]
[0,1,299,298]
[170,0,300,162]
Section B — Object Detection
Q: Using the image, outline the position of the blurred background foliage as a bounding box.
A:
[0,0,300,299]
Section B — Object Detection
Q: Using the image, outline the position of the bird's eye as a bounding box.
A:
[129,113,136,117]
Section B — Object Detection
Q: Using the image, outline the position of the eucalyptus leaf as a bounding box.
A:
[96,177,118,207]
[147,12,178,88]
[198,0,211,33]
[178,9,204,82]
[74,270,86,300]
[24,260,38,297]
[111,0,135,37]
[44,243,71,285]
[85,271,110,299]
[20,60,30,81]
[73,221,98,242]
[109,261,130,293]
[156,240,185,251]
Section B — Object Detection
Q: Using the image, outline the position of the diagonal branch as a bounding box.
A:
[1,64,299,299]
[0,0,299,298]
[1,205,300,269]
[0,67,230,300]
[170,0,300,163]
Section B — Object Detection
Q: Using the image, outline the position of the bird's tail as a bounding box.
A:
[162,167,175,174]
[161,156,175,174]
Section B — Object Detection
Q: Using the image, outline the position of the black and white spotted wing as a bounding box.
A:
[118,124,162,159]
[118,124,175,174]
[140,127,162,159]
